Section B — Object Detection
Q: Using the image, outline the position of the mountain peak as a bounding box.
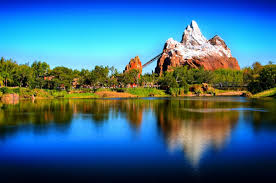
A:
[181,20,207,46]
[190,20,200,31]
[155,20,240,75]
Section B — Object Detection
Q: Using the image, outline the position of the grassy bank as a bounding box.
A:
[63,93,98,98]
[124,88,167,97]
[0,86,251,100]
[252,88,276,98]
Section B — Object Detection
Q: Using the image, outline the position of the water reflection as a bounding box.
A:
[0,97,276,167]
[154,99,241,166]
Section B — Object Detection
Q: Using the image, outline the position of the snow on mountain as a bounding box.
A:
[165,20,232,60]
[155,20,240,75]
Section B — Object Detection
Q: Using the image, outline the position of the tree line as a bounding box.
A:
[0,57,275,94]
[0,57,141,90]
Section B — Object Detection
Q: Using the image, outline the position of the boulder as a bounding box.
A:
[1,93,19,104]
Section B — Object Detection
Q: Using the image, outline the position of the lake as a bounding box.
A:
[0,97,276,182]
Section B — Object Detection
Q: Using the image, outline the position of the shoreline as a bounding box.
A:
[15,91,247,100]
[2,88,275,103]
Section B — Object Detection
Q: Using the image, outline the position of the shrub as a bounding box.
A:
[102,93,108,98]
[12,88,20,94]
[95,88,112,92]
[194,88,202,95]
[0,87,13,94]
[126,88,166,97]
[206,86,216,95]
[33,89,51,98]
[114,88,126,93]
[49,90,67,98]
[183,83,189,94]
[242,91,253,98]
[248,81,262,94]
[178,88,185,96]
[81,88,94,93]
[259,65,276,90]
[252,87,276,98]
[19,88,35,98]
[0,91,2,98]
[168,88,179,97]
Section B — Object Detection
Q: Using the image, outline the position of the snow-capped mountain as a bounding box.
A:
[155,20,240,75]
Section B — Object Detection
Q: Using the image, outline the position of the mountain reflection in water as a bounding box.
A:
[0,97,276,182]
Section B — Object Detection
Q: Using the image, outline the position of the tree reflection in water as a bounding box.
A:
[0,97,275,166]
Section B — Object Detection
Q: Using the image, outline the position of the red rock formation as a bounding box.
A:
[155,21,240,75]
[124,56,142,74]
[1,93,19,104]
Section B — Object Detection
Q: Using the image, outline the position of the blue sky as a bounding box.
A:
[0,0,275,73]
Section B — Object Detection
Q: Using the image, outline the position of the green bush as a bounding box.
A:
[259,65,276,90]
[183,83,189,94]
[247,64,276,94]
[33,89,51,98]
[213,69,244,85]
[206,87,216,95]
[49,90,68,98]
[19,88,35,98]
[80,88,94,93]
[63,92,97,98]
[114,88,126,93]
[12,88,20,94]
[0,91,3,98]
[248,81,262,94]
[168,85,189,96]
[126,88,166,97]
[95,88,112,92]
[0,87,13,94]
[168,88,179,97]
[194,88,202,95]
[178,88,185,96]
[252,87,276,98]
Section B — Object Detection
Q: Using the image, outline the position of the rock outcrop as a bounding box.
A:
[155,20,240,75]
[1,93,19,104]
[124,56,142,74]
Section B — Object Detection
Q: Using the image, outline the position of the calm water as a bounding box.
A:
[0,97,276,182]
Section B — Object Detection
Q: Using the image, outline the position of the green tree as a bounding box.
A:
[90,66,109,87]
[122,69,140,86]
[212,69,243,86]
[247,62,276,93]
[140,73,158,87]
[0,58,17,86]
[14,64,33,87]
[0,75,3,87]
[31,61,50,88]
[50,66,74,90]
[79,69,91,86]
[259,64,276,90]
[159,71,178,88]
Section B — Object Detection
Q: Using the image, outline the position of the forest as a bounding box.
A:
[0,57,275,97]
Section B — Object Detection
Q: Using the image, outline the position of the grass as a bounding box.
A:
[252,87,276,98]
[125,88,167,97]
[0,86,252,100]
[214,89,237,94]
[63,92,98,98]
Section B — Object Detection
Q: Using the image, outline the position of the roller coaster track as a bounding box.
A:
[142,53,162,68]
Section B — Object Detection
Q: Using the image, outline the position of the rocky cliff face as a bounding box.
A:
[155,20,240,75]
[124,56,142,74]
